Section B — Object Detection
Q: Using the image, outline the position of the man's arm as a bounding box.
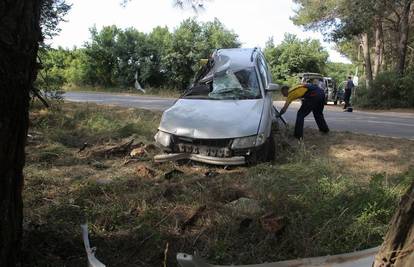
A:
[279,100,291,115]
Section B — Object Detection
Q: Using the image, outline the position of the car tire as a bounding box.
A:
[265,132,276,161]
[259,131,276,162]
[246,131,275,164]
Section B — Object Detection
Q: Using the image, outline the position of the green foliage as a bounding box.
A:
[264,34,329,84]
[165,18,240,89]
[40,0,71,40]
[83,25,121,87]
[291,0,338,34]
[354,71,414,108]
[325,62,354,84]
[292,0,381,41]
[41,18,240,91]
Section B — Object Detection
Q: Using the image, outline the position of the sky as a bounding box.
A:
[51,0,351,63]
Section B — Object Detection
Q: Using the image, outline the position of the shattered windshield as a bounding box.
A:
[208,67,260,100]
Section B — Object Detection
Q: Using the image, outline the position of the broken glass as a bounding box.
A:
[208,67,261,100]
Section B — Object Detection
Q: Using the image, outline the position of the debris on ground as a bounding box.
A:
[130,146,147,158]
[136,164,157,178]
[78,142,89,153]
[130,143,158,158]
[81,224,106,267]
[91,139,140,158]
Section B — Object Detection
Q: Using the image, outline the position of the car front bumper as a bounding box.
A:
[154,153,246,165]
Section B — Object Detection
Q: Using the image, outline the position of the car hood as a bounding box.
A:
[159,98,264,139]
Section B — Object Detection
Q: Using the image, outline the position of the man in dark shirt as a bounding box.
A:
[280,80,329,139]
[344,76,354,109]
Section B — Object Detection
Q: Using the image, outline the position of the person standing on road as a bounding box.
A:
[344,76,354,109]
[279,80,330,139]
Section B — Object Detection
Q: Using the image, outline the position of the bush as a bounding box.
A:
[354,71,414,109]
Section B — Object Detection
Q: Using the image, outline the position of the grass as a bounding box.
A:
[23,101,414,266]
[64,84,181,98]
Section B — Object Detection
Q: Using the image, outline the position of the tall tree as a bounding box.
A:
[396,0,413,75]
[84,25,121,86]
[293,0,413,79]
[264,34,329,83]
[0,1,42,265]
[374,182,414,266]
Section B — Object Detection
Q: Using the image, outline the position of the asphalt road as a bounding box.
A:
[64,91,414,140]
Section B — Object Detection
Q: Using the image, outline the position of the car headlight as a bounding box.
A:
[154,131,171,148]
[231,133,266,149]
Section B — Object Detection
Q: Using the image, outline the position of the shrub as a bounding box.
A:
[354,71,414,109]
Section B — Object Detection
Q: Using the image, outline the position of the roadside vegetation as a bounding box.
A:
[23,101,414,266]
[36,18,354,100]
[64,84,181,98]
[293,0,414,109]
[36,1,414,110]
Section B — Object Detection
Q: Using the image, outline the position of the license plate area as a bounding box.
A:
[177,143,231,157]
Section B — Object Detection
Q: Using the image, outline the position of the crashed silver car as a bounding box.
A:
[154,48,283,165]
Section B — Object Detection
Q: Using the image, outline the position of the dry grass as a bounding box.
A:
[301,130,414,177]
[22,101,414,266]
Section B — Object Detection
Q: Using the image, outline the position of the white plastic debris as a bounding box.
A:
[134,72,145,93]
[81,224,106,267]
[177,246,379,267]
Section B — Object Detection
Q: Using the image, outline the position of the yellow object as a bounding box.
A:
[287,84,307,103]
[199,59,209,65]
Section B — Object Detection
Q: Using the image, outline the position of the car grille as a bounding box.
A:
[172,136,232,157]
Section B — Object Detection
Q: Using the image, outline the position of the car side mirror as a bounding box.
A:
[266,83,280,91]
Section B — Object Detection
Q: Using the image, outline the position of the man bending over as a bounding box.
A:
[279,80,330,139]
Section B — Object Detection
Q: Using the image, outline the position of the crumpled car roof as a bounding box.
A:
[197,48,257,84]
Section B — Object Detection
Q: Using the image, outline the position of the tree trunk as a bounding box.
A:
[374,181,414,267]
[0,1,41,266]
[373,18,384,78]
[361,33,374,89]
[396,0,413,76]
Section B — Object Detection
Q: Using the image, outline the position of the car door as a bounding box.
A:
[256,54,274,138]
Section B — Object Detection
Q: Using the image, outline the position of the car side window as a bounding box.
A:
[257,56,268,89]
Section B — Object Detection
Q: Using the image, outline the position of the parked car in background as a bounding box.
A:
[153,48,284,166]
[298,73,341,105]
[324,77,342,105]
